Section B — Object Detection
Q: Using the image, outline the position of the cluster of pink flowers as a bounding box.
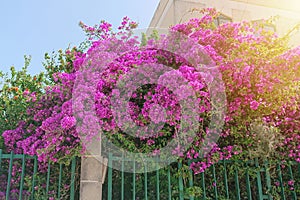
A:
[2,10,299,176]
[2,50,81,164]
[171,8,300,171]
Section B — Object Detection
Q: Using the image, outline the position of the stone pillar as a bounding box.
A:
[80,139,107,200]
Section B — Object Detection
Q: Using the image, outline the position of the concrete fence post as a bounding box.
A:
[80,138,107,200]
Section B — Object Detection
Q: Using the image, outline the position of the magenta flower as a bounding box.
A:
[288,180,294,186]
[61,116,76,129]
[250,100,259,110]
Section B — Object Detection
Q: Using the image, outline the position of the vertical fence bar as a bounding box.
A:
[57,163,63,199]
[234,166,241,200]
[167,162,172,200]
[212,164,218,199]
[223,160,229,199]
[70,157,76,200]
[264,161,272,200]
[30,156,38,200]
[132,159,136,200]
[178,161,184,200]
[18,154,26,200]
[144,162,148,200]
[201,172,206,200]
[298,163,300,196]
[46,162,51,198]
[0,149,2,172]
[156,158,160,200]
[6,152,14,200]
[288,164,297,200]
[245,162,252,200]
[121,157,124,200]
[188,160,194,200]
[298,163,300,195]
[108,153,113,200]
[255,159,263,200]
[277,163,286,200]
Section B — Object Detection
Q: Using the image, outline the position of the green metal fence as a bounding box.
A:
[2,149,298,200]
[103,154,300,200]
[0,149,79,200]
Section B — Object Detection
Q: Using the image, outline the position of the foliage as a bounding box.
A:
[170,8,299,172]
[1,47,83,164]
[74,9,299,172]
[0,7,299,198]
[0,56,46,151]
[0,46,81,198]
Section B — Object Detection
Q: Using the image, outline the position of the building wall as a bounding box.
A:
[149,0,300,46]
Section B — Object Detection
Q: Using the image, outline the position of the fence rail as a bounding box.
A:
[103,154,300,200]
[0,149,78,200]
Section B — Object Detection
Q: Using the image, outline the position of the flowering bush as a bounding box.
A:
[0,56,46,151]
[0,49,82,198]
[169,8,299,171]
[75,10,299,173]
[1,9,299,176]
[1,47,83,164]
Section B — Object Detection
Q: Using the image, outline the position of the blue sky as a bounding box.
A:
[0,0,160,75]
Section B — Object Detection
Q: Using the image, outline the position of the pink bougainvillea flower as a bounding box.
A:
[250,100,259,110]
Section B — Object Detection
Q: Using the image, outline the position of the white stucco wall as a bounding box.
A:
[149,0,300,46]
